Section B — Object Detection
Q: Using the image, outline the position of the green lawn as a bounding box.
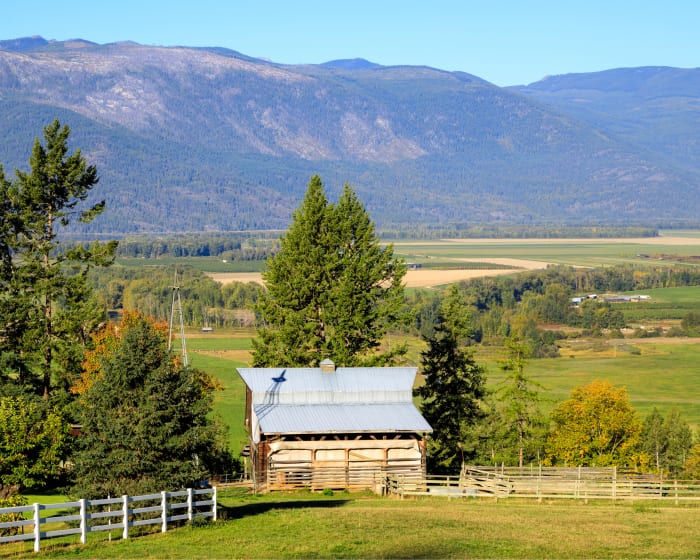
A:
[8,489,700,559]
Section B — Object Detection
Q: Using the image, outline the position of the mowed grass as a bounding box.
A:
[11,490,700,559]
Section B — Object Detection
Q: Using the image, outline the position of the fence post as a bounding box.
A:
[612,466,617,501]
[80,499,87,544]
[187,488,193,522]
[675,480,679,505]
[212,486,218,521]
[33,502,41,552]
[122,495,129,540]
[161,491,168,533]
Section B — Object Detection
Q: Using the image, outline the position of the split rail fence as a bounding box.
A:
[388,466,700,503]
[0,487,217,553]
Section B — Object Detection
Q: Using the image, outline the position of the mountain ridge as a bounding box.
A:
[1,36,698,234]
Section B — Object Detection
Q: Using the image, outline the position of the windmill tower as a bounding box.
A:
[168,271,189,368]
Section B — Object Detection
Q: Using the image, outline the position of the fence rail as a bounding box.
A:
[0,487,217,553]
[388,467,700,503]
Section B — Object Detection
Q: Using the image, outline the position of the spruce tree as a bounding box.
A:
[252,175,406,367]
[70,314,229,498]
[416,287,486,472]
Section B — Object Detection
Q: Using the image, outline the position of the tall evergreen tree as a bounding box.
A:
[252,175,406,367]
[416,287,486,473]
[0,120,117,398]
[70,313,229,498]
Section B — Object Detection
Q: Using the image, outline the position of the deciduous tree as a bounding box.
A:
[545,380,641,466]
[0,396,69,499]
[642,407,694,475]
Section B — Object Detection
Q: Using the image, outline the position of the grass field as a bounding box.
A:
[6,489,700,559]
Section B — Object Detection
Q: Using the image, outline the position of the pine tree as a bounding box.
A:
[0,120,117,398]
[70,314,229,498]
[252,175,407,367]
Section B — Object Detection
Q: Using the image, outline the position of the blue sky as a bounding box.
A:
[2,0,697,86]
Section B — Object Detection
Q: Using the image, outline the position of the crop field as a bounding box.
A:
[205,230,700,288]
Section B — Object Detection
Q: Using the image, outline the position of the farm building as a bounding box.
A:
[237,360,432,493]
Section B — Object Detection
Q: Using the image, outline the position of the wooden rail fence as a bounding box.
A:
[388,467,700,503]
[0,487,217,553]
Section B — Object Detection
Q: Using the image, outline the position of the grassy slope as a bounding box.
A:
[10,490,700,559]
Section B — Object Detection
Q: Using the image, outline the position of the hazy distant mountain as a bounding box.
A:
[511,66,700,171]
[0,37,698,234]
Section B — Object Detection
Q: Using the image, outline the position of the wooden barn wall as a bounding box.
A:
[253,433,427,492]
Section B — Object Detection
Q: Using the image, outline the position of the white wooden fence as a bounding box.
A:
[0,487,217,553]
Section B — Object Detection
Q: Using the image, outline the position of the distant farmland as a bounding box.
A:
[207,232,700,288]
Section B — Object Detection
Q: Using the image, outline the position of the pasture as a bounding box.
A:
[184,328,700,451]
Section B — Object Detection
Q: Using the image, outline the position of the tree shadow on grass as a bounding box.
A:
[218,499,351,521]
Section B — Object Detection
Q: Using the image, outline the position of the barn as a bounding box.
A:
[237,359,432,493]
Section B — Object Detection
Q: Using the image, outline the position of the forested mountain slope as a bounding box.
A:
[1,37,698,233]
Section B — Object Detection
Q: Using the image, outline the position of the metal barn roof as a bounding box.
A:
[238,366,418,405]
[254,403,432,434]
[237,365,432,439]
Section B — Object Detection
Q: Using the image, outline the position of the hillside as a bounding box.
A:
[0,37,698,234]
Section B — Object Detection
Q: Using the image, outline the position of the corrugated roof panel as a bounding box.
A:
[238,367,418,405]
[254,403,432,434]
